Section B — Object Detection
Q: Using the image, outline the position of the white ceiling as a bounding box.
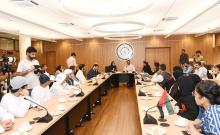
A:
[0,0,220,40]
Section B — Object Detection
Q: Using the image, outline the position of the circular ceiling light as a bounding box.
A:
[59,0,154,18]
[104,34,142,40]
[92,21,146,33]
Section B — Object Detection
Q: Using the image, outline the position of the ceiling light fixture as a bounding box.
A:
[92,21,146,33]
[59,0,154,18]
[104,34,142,40]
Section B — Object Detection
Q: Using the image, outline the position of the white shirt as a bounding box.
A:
[17,58,40,89]
[183,65,193,74]
[194,67,208,80]
[0,93,33,118]
[0,105,14,134]
[76,70,86,84]
[151,73,164,83]
[216,74,220,80]
[66,56,77,68]
[31,85,52,104]
[123,64,136,73]
[50,82,69,96]
[55,70,62,77]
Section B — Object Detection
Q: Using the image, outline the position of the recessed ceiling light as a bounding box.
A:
[92,21,146,33]
[162,17,178,21]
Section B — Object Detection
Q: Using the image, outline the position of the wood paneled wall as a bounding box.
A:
[32,34,220,73]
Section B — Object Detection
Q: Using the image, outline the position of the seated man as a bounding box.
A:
[69,66,80,85]
[122,60,135,87]
[50,73,80,96]
[50,73,67,96]
[182,62,193,74]
[194,62,208,80]
[151,64,173,90]
[64,69,75,86]
[76,64,87,84]
[123,60,135,73]
[31,74,52,104]
[87,64,100,79]
[1,76,37,117]
[0,105,14,133]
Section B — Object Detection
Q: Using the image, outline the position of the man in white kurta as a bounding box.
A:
[1,76,36,118]
[31,74,52,104]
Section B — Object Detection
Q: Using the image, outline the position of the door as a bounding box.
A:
[145,47,171,72]
[46,51,56,74]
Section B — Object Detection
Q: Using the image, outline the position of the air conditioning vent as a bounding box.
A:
[11,0,39,7]
[59,23,75,27]
[162,17,178,21]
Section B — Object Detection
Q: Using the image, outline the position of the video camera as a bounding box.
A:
[33,65,43,74]
[0,51,16,73]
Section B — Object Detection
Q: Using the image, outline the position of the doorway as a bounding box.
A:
[46,51,56,74]
[145,47,171,72]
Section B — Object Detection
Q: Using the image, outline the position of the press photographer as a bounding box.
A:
[0,50,16,73]
[16,47,40,94]
[0,50,17,93]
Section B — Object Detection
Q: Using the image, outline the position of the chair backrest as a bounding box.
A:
[105,66,110,73]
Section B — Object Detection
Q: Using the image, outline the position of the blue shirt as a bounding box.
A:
[198,105,220,135]
[87,69,100,79]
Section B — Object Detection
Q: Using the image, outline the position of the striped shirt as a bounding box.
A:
[198,105,220,135]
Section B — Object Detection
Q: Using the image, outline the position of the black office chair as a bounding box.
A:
[105,66,110,73]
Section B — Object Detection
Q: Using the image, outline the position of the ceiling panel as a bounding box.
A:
[0,0,220,40]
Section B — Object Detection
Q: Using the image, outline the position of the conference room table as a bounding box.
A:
[3,72,185,135]
[135,77,187,135]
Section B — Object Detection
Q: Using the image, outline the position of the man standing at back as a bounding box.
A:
[179,49,189,64]
[16,47,40,93]
[67,52,77,68]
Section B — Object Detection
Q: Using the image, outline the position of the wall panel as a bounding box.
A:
[32,34,220,73]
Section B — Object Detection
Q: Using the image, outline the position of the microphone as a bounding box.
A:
[136,80,142,85]
[101,75,106,79]
[93,81,99,85]
[24,97,53,123]
[138,86,147,96]
[75,85,85,97]
[143,99,173,125]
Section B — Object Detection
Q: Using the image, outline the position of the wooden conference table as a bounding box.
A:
[135,77,185,135]
[4,72,184,135]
